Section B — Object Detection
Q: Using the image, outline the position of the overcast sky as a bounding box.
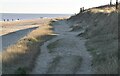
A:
[0,0,118,14]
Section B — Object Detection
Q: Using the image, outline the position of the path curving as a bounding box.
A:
[32,20,93,74]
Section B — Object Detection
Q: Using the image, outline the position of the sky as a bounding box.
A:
[0,0,118,14]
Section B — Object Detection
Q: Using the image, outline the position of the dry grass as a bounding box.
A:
[1,19,56,74]
[90,6,116,13]
[83,9,118,74]
[68,5,119,74]
[84,11,118,73]
[85,11,118,74]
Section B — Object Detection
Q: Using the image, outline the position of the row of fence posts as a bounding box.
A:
[110,0,119,9]
[80,7,85,13]
[79,0,119,13]
[3,19,20,21]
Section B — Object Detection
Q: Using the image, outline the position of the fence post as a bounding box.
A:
[82,7,84,11]
[110,0,112,5]
[116,0,118,9]
[80,8,82,12]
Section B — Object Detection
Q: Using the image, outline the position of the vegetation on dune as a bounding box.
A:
[68,4,119,74]
[1,3,119,74]
[1,19,56,74]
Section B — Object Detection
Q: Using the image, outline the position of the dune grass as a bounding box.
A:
[1,19,56,74]
[84,11,118,74]
[68,5,119,74]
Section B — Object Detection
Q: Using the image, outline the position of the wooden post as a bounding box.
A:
[110,0,112,5]
[116,0,118,9]
[82,7,84,11]
[80,8,82,12]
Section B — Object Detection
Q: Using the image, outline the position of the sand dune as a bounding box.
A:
[68,4,119,74]
[1,4,119,74]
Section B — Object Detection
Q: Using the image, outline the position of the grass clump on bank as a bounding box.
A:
[84,11,118,74]
[1,19,57,74]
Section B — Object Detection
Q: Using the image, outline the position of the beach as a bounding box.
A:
[1,4,119,74]
[1,18,57,74]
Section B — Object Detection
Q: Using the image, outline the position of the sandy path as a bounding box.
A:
[0,25,39,36]
[32,20,93,74]
[1,27,37,52]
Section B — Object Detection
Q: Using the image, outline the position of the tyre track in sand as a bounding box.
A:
[32,20,93,74]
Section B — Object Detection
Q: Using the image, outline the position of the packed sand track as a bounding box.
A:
[32,20,93,74]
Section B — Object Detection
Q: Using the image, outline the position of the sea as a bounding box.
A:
[0,13,71,21]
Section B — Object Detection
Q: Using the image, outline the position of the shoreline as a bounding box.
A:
[0,17,69,36]
[0,18,47,36]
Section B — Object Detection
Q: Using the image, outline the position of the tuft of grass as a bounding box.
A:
[28,37,39,43]
[15,67,26,74]
[87,47,96,52]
